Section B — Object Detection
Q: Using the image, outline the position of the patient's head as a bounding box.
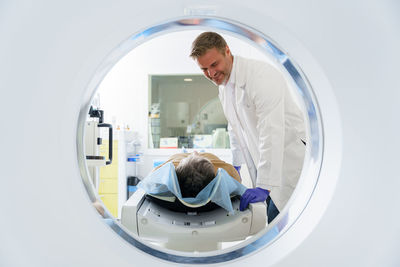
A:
[175,152,215,198]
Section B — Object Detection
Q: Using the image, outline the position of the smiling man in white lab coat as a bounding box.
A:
[190,32,306,223]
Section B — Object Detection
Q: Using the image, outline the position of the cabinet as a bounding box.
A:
[99,140,119,217]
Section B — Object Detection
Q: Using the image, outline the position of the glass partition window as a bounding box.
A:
[149,74,230,149]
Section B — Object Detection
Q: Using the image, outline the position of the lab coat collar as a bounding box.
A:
[219,55,245,93]
[225,55,237,88]
[234,56,247,88]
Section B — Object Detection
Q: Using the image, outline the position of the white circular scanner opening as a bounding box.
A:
[77,18,323,264]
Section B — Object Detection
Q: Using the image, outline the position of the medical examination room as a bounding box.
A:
[1,1,399,266]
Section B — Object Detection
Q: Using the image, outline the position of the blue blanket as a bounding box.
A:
[137,162,247,213]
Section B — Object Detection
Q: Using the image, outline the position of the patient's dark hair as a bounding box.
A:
[175,154,216,198]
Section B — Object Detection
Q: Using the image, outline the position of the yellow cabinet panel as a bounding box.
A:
[99,140,118,179]
[100,194,118,217]
[98,139,119,217]
[100,163,118,179]
[98,178,118,194]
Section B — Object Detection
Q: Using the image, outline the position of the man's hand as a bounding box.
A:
[239,187,270,211]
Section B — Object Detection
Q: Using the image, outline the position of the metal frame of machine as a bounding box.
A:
[77,17,323,264]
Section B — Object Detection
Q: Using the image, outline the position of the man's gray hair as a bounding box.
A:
[176,154,215,198]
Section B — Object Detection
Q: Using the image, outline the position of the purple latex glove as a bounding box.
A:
[239,187,270,211]
[234,165,241,176]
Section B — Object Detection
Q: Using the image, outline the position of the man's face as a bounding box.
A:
[195,46,233,86]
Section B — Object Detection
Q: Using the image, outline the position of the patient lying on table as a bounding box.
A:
[139,151,245,213]
[154,151,241,197]
[92,152,241,216]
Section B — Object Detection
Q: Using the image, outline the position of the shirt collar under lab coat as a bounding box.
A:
[225,55,237,89]
[219,56,246,92]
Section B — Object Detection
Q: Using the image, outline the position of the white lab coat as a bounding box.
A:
[219,56,306,211]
